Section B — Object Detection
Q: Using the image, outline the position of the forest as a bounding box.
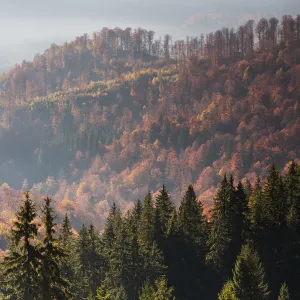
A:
[0,12,299,298]
[0,15,299,234]
[0,161,300,299]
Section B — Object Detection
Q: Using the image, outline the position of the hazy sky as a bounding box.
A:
[0,0,299,70]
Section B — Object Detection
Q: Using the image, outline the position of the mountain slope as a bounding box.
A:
[0,16,299,230]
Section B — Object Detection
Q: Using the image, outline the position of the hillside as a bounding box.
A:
[0,16,299,232]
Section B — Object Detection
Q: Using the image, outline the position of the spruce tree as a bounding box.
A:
[1,192,41,299]
[249,177,264,230]
[278,283,291,300]
[232,244,269,300]
[87,224,105,297]
[139,276,175,300]
[286,161,300,230]
[155,185,175,242]
[206,175,231,272]
[262,164,286,227]
[230,181,249,262]
[175,185,208,298]
[60,213,72,248]
[138,192,155,249]
[39,197,70,299]
[218,280,237,300]
[74,224,92,298]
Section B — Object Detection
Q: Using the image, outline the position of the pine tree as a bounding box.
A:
[139,276,175,300]
[232,244,269,300]
[286,161,300,230]
[174,185,208,298]
[218,280,237,300]
[59,213,74,287]
[74,224,92,298]
[60,213,72,248]
[1,192,41,299]
[87,224,105,297]
[138,192,155,249]
[206,175,231,272]
[230,181,249,262]
[278,283,291,300]
[249,177,264,229]
[155,185,175,241]
[39,197,70,299]
[178,185,207,247]
[262,164,287,227]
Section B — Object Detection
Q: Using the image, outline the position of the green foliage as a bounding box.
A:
[232,244,269,300]
[1,192,41,299]
[218,280,238,300]
[39,197,71,299]
[278,283,291,300]
[139,277,175,300]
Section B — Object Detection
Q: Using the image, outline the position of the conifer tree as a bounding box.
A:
[178,185,207,247]
[60,213,72,248]
[218,280,237,300]
[74,224,91,298]
[232,244,269,300]
[249,177,264,229]
[286,161,300,230]
[39,197,70,299]
[175,185,208,297]
[138,192,155,249]
[139,276,175,300]
[87,224,105,297]
[262,164,286,226]
[230,181,249,261]
[155,185,175,241]
[1,192,41,299]
[277,282,291,300]
[206,175,231,272]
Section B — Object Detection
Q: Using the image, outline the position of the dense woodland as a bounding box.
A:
[0,15,299,233]
[0,161,300,299]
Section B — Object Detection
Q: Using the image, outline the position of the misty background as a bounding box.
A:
[0,0,299,71]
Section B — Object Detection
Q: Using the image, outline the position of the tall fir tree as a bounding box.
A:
[60,213,72,248]
[262,164,287,227]
[155,185,175,242]
[277,283,291,300]
[286,161,300,230]
[139,276,175,300]
[249,177,264,230]
[39,197,70,299]
[1,192,41,299]
[232,244,269,300]
[206,175,231,273]
[174,185,208,298]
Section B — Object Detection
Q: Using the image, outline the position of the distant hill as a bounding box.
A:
[0,16,299,230]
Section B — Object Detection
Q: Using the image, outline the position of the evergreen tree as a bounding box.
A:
[87,224,105,297]
[74,224,91,298]
[60,213,72,248]
[155,185,175,242]
[232,244,269,300]
[230,181,249,261]
[218,280,237,300]
[138,192,155,249]
[174,185,208,298]
[249,177,264,230]
[139,276,175,300]
[262,164,287,227]
[1,192,41,299]
[278,283,291,300]
[59,213,74,287]
[286,161,300,230]
[39,197,70,299]
[206,175,231,272]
